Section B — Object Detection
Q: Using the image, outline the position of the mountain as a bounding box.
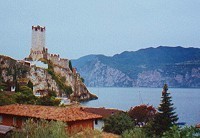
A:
[72,46,200,88]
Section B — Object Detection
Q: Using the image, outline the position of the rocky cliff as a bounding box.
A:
[72,46,200,88]
[0,55,97,101]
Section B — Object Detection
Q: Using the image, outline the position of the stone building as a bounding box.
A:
[29,25,47,61]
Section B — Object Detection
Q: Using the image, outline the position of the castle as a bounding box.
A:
[29,25,69,69]
[26,25,96,101]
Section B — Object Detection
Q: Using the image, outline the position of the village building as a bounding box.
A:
[0,104,102,134]
[83,107,123,131]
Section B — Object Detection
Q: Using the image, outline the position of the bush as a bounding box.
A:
[0,92,15,106]
[103,112,134,135]
[163,125,200,138]
[12,119,68,138]
[122,127,147,138]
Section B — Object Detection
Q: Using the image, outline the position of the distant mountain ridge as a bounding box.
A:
[72,46,200,87]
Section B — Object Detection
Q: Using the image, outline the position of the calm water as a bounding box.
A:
[81,87,200,126]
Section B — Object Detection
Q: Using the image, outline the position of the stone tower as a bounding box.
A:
[29,25,46,61]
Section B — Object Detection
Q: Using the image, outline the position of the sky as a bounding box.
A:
[0,0,200,60]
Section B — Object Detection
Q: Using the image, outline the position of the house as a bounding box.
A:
[0,104,102,134]
[196,123,200,128]
[83,107,123,131]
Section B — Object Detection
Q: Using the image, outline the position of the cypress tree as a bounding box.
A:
[152,84,178,136]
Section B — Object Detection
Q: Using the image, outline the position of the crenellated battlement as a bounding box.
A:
[32,25,45,32]
[29,25,69,69]
[47,54,69,69]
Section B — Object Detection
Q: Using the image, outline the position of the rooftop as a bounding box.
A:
[0,104,102,122]
[83,107,123,118]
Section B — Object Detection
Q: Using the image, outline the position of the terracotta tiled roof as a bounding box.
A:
[0,104,102,122]
[83,107,123,118]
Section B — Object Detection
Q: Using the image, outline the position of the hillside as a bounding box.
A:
[0,55,97,101]
[72,46,200,87]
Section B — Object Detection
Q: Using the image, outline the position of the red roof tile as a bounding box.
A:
[0,104,102,122]
[83,107,123,118]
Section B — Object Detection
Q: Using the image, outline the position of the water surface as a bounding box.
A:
[81,87,200,125]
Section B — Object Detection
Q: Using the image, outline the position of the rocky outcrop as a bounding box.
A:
[0,55,97,101]
[79,59,134,87]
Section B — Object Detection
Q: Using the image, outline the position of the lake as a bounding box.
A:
[81,87,200,126]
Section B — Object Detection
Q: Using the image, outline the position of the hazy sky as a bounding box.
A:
[0,0,200,60]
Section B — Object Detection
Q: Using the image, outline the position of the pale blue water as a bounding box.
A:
[81,87,200,126]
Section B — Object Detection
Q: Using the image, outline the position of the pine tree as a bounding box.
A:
[152,84,178,136]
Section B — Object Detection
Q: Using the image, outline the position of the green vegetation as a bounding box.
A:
[150,84,178,136]
[0,86,60,106]
[14,86,37,104]
[122,127,147,138]
[103,112,134,135]
[46,60,72,96]
[0,92,15,106]
[80,77,85,83]
[69,60,73,72]
[27,80,33,90]
[163,125,200,138]
[36,90,61,106]
[12,119,68,138]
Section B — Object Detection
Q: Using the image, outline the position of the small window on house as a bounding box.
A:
[0,115,2,123]
[13,117,16,126]
[95,119,98,125]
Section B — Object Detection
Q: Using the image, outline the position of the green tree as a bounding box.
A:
[36,90,60,106]
[163,125,200,138]
[27,80,33,90]
[14,86,37,104]
[36,95,60,106]
[151,84,178,136]
[69,60,73,71]
[0,92,15,106]
[103,112,134,135]
[12,119,68,138]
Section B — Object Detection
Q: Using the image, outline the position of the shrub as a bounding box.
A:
[103,112,134,135]
[163,125,200,138]
[122,127,147,138]
[12,119,68,138]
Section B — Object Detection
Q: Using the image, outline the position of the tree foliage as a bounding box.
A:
[122,127,147,138]
[150,84,178,136]
[0,92,15,106]
[14,86,37,104]
[163,125,200,138]
[36,95,60,106]
[69,60,73,72]
[103,112,134,135]
[128,104,156,127]
[12,119,68,138]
